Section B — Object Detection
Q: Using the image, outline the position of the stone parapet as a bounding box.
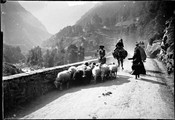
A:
[3,56,111,114]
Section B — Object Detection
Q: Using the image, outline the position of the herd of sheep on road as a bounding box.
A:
[54,62,118,90]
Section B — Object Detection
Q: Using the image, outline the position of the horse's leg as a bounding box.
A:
[121,59,124,70]
[117,58,120,67]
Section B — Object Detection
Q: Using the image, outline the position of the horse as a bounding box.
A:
[112,48,127,70]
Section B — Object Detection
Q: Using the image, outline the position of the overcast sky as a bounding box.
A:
[19,1,99,34]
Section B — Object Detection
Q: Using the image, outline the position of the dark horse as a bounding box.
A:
[112,49,128,70]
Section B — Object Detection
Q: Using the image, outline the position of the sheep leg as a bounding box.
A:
[54,81,58,88]
[94,76,97,84]
[111,73,113,79]
[106,72,109,80]
[66,81,69,89]
[112,72,115,78]
[115,72,117,79]
[121,59,124,70]
[101,76,104,82]
[60,83,63,91]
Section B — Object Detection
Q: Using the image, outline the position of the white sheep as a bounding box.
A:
[68,66,77,74]
[92,65,101,84]
[54,70,72,90]
[108,62,118,79]
[77,64,87,71]
[100,63,110,82]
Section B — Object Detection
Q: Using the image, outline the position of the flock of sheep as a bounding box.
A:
[54,62,118,90]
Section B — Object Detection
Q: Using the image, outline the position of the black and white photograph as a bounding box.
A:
[1,0,174,119]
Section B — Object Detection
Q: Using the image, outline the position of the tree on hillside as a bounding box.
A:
[43,49,51,67]
[26,46,43,66]
[3,44,25,64]
[67,44,78,63]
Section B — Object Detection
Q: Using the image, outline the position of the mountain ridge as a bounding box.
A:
[2,1,52,54]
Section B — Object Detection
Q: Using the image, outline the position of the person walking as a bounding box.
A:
[98,45,106,65]
[128,42,146,79]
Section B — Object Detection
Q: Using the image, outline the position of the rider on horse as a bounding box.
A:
[113,39,127,70]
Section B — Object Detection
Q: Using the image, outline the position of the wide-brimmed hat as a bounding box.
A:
[99,45,104,48]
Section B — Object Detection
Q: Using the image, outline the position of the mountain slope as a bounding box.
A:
[76,1,144,26]
[1,1,51,53]
[43,1,151,53]
[43,1,174,58]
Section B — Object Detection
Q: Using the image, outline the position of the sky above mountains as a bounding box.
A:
[19,1,99,34]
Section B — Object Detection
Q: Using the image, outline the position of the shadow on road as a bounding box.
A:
[80,75,131,89]
[139,78,166,86]
[9,75,131,119]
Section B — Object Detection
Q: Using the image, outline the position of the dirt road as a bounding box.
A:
[9,58,174,119]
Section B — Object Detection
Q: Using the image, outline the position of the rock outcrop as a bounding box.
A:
[157,16,174,75]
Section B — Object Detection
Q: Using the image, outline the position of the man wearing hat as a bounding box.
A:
[98,45,106,64]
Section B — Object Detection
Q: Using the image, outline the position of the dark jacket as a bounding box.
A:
[133,46,142,63]
[138,46,147,61]
[98,49,105,58]
[98,48,106,64]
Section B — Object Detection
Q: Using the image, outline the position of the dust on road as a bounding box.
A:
[8,58,174,119]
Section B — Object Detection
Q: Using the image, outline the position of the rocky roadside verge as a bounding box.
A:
[153,58,174,96]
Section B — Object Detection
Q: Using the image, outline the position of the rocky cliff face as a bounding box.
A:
[156,16,174,75]
[1,2,51,53]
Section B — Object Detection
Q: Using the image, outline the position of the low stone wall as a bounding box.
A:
[3,57,111,114]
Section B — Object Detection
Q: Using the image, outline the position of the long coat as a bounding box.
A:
[129,46,146,75]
